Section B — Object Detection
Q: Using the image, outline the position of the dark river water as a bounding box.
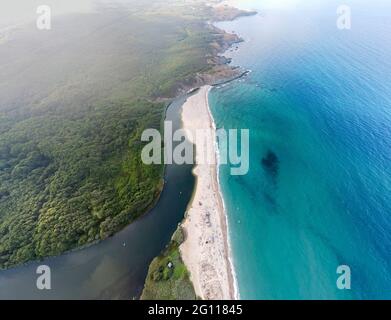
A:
[0,95,195,300]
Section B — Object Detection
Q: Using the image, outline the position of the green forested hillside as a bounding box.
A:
[0,0,229,268]
[0,100,164,266]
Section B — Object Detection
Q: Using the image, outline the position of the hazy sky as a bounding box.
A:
[0,0,96,28]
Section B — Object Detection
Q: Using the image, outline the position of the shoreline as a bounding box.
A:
[180,86,237,300]
[206,90,240,300]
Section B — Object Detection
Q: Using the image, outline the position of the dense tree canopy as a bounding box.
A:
[0,99,164,267]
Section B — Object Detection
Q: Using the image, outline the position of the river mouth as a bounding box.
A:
[0,94,195,300]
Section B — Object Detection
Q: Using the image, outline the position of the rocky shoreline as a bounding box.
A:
[161,1,256,99]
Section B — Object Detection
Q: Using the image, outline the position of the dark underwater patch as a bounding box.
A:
[263,192,277,207]
[262,150,280,177]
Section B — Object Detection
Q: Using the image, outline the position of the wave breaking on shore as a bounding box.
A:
[179,86,237,300]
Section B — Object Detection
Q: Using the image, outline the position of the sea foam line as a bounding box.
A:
[206,86,241,300]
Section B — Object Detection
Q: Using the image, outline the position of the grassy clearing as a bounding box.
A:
[141,227,197,300]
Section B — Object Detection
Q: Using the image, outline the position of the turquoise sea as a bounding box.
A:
[209,0,391,299]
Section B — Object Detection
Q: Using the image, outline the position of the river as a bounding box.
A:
[0,95,195,300]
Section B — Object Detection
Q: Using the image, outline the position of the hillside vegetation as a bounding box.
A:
[0,0,233,268]
[141,226,197,300]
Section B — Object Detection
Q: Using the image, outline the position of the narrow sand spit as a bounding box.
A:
[180,85,236,300]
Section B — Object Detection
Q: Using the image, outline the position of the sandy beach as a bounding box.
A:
[180,86,236,300]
